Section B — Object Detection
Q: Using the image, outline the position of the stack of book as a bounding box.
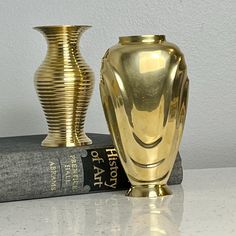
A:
[0,133,183,203]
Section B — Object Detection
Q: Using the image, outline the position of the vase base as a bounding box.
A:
[41,134,92,147]
[126,184,172,198]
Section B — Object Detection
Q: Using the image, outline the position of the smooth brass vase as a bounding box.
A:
[100,35,189,197]
[34,25,94,147]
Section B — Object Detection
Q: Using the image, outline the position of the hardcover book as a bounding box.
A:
[0,133,183,202]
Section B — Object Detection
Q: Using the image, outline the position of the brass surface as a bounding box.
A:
[126,185,172,197]
[34,25,94,147]
[100,35,189,197]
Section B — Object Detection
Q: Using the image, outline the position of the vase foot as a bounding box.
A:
[126,184,172,198]
[41,133,92,147]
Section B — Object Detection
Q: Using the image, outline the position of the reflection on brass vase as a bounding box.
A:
[100,35,189,197]
[34,25,94,147]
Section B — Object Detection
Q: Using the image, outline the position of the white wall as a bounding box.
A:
[0,0,235,169]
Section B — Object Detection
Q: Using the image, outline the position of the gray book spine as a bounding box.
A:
[0,134,183,202]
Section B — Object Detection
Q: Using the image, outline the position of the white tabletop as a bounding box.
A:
[0,167,235,236]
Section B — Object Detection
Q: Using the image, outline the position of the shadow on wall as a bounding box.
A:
[0,105,46,137]
[181,144,236,169]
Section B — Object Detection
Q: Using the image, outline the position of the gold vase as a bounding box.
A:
[34,25,94,147]
[100,35,189,197]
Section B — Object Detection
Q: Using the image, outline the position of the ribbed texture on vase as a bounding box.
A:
[34,26,94,147]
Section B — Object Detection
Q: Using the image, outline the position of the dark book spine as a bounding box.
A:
[0,147,182,203]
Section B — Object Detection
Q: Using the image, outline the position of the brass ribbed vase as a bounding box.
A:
[100,35,189,197]
[34,25,94,147]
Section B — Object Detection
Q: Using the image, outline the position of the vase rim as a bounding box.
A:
[33,25,91,30]
[119,35,166,44]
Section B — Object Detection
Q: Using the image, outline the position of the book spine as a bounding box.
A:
[0,147,182,203]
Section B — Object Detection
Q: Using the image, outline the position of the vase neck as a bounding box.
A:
[34,25,90,51]
[119,35,166,44]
